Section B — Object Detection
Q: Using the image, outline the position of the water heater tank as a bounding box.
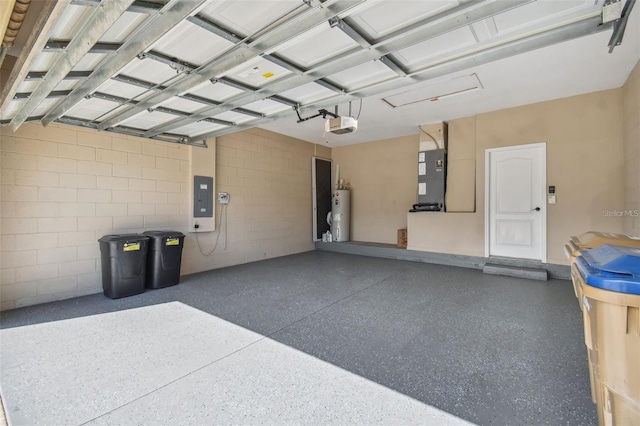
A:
[328,190,350,242]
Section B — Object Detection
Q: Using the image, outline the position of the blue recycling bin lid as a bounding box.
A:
[576,244,640,295]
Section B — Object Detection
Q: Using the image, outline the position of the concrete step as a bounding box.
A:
[482,263,548,281]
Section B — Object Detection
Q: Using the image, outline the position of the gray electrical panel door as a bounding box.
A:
[193,175,213,217]
[417,149,446,211]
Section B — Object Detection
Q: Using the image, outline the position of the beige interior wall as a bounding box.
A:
[445,117,476,212]
[182,128,322,274]
[0,124,321,310]
[623,59,640,235]
[409,89,625,265]
[331,135,418,244]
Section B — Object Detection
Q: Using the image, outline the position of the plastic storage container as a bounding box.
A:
[143,231,185,289]
[566,231,640,310]
[98,234,150,299]
[565,231,640,264]
[575,244,640,425]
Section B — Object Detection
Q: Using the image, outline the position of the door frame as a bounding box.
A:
[484,142,547,262]
[312,156,332,242]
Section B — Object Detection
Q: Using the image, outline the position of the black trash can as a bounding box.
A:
[98,234,150,299]
[143,231,185,289]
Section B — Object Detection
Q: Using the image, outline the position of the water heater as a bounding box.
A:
[328,190,350,242]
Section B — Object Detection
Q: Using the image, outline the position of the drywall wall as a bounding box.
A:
[0,124,323,310]
[408,89,625,265]
[332,89,626,258]
[331,135,418,244]
[445,117,476,212]
[623,59,640,236]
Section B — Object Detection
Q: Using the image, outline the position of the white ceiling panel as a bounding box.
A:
[393,26,478,69]
[32,99,59,117]
[279,82,337,104]
[262,22,328,55]
[118,58,186,84]
[242,99,290,115]
[72,53,107,72]
[17,80,42,93]
[130,91,159,104]
[170,121,227,137]
[348,0,459,39]
[492,0,601,35]
[53,80,79,92]
[65,98,121,121]
[1,99,26,120]
[158,97,206,113]
[326,60,399,91]
[96,104,132,124]
[199,0,302,37]
[212,110,257,124]
[96,79,149,100]
[470,18,499,43]
[190,80,244,102]
[224,57,292,87]
[28,52,59,72]
[119,110,178,129]
[47,5,93,39]
[99,11,150,43]
[151,21,235,66]
[277,25,360,68]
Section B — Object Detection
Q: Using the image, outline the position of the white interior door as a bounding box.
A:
[486,143,546,262]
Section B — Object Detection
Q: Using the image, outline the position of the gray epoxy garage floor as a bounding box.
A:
[0,251,595,425]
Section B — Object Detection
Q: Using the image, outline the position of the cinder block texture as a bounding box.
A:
[0,124,189,310]
[1,124,319,310]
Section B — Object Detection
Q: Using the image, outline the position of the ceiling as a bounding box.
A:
[1,0,638,148]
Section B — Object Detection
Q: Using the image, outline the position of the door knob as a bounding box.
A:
[532,207,541,211]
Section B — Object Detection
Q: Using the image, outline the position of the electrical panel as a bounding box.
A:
[416,149,447,211]
[193,175,213,217]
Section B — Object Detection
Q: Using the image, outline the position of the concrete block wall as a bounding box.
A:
[623,59,640,235]
[181,128,323,274]
[0,123,190,310]
[1,123,323,311]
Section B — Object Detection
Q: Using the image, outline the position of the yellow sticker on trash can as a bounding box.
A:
[123,242,140,251]
[166,238,180,246]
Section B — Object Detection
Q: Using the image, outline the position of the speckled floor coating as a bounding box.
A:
[1,302,471,425]
[0,251,595,425]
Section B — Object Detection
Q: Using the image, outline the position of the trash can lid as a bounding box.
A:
[582,244,640,276]
[142,230,184,238]
[98,234,150,243]
[576,244,640,295]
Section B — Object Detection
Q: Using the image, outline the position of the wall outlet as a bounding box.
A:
[218,192,230,204]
